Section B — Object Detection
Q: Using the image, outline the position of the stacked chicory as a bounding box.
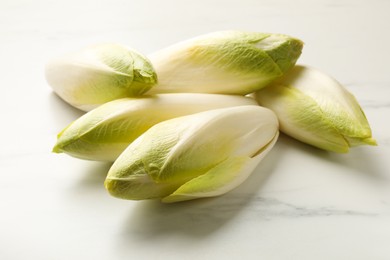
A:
[47,31,376,203]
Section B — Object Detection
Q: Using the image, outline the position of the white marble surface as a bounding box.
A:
[1,0,390,259]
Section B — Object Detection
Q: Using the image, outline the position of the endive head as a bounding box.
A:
[148,31,303,95]
[104,106,279,203]
[45,43,157,111]
[255,65,376,153]
[52,93,258,162]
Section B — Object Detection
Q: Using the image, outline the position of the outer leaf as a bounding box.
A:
[139,106,278,184]
[162,132,278,203]
[257,84,349,152]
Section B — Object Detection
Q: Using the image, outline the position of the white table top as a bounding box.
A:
[1,0,389,259]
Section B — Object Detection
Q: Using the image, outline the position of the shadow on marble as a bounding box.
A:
[74,162,112,189]
[120,142,280,239]
[326,149,387,181]
[278,133,388,182]
[124,198,240,238]
[47,91,85,127]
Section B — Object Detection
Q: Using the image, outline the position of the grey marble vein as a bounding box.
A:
[247,197,379,219]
